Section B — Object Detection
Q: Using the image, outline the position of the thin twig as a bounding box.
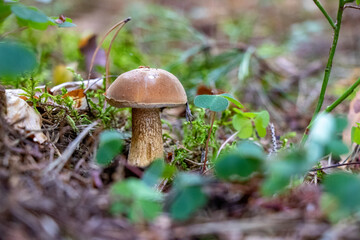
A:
[0,26,28,39]
[216,131,239,159]
[183,158,204,166]
[202,111,216,173]
[43,121,99,175]
[87,17,131,81]
[313,0,336,29]
[344,5,360,10]
[325,77,360,113]
[105,22,128,89]
[300,77,360,135]
[309,162,360,172]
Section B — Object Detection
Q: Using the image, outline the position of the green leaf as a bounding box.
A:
[255,111,270,128]
[334,116,347,133]
[262,148,310,196]
[142,160,165,187]
[168,173,209,221]
[351,126,360,144]
[254,111,270,138]
[49,17,76,28]
[111,178,163,223]
[309,114,335,145]
[241,111,256,118]
[256,126,266,138]
[96,130,123,166]
[215,141,264,181]
[131,199,162,222]
[174,172,206,188]
[142,159,165,187]
[357,0,360,5]
[11,4,51,30]
[323,173,360,214]
[57,21,76,28]
[142,159,176,187]
[215,153,261,180]
[232,114,253,139]
[220,93,244,109]
[0,41,37,78]
[169,186,207,220]
[262,174,290,196]
[238,46,255,82]
[194,94,229,112]
[0,2,11,22]
[308,114,348,158]
[237,141,265,160]
[326,140,348,156]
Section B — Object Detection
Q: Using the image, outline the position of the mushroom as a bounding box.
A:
[105,67,187,167]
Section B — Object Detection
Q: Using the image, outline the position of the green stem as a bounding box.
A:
[202,111,216,173]
[301,0,345,145]
[325,77,360,113]
[313,0,336,29]
[302,77,360,135]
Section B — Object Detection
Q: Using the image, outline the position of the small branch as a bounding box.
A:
[87,17,131,81]
[202,111,216,173]
[325,77,360,113]
[313,0,336,30]
[344,5,360,10]
[301,1,345,145]
[301,77,360,141]
[0,26,28,39]
[216,131,239,159]
[309,162,360,172]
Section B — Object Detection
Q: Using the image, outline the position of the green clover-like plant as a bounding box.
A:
[232,109,270,139]
[194,93,243,171]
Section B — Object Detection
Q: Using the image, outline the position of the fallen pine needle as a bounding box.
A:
[43,121,99,175]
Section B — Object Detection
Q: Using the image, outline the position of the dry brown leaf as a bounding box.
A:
[62,89,87,110]
[5,93,47,144]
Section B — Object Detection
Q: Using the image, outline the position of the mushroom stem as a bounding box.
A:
[128,108,164,166]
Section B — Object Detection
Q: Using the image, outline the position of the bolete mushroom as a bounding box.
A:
[105,67,187,167]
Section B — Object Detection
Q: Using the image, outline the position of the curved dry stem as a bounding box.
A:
[87,17,131,82]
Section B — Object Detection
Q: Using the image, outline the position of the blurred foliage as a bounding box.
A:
[263,114,348,196]
[322,172,360,222]
[2,0,360,227]
[110,178,163,223]
[167,172,208,221]
[142,159,176,187]
[0,41,37,79]
[215,141,265,181]
[96,130,124,166]
[232,109,270,139]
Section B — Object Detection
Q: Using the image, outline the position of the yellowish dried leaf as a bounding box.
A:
[5,93,47,144]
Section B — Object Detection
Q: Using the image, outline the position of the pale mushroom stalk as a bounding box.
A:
[130,108,163,166]
[105,67,187,167]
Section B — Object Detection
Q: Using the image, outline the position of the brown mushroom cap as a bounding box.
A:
[105,67,187,108]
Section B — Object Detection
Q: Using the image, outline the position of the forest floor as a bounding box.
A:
[2,0,360,239]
